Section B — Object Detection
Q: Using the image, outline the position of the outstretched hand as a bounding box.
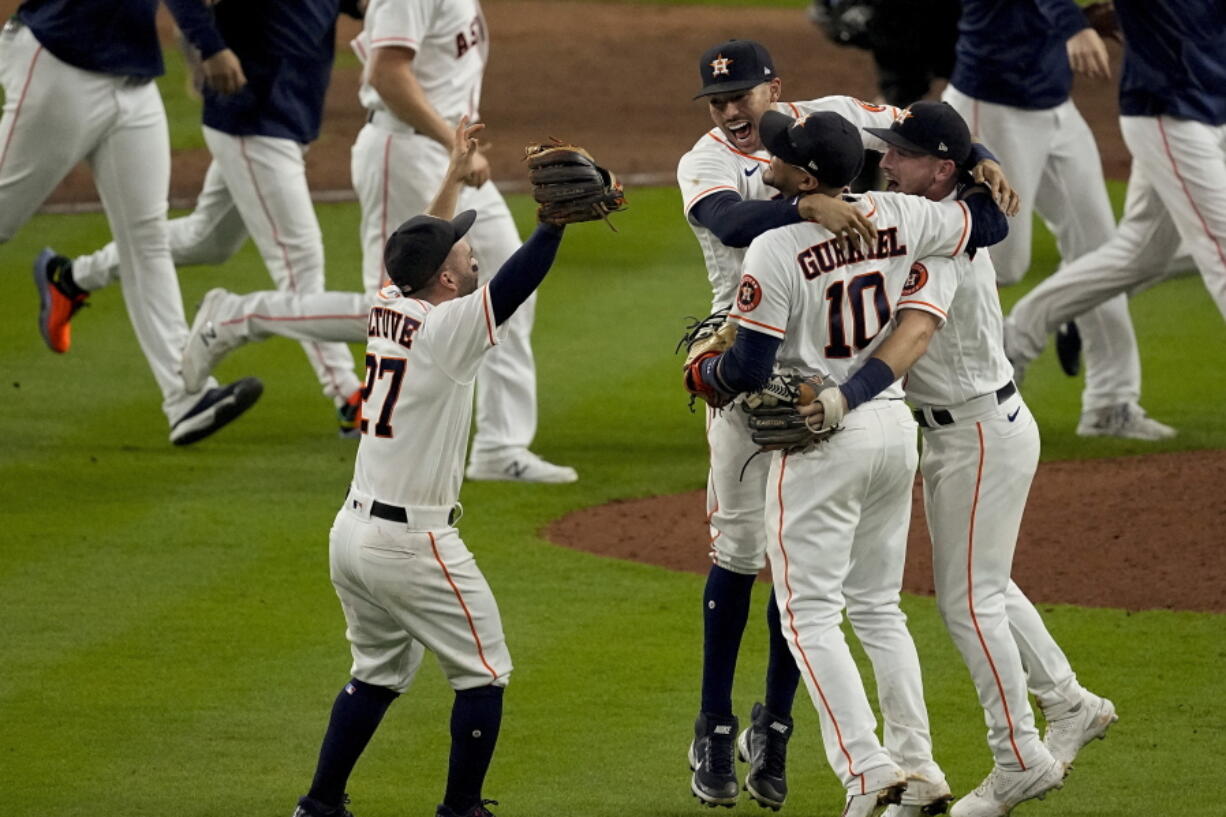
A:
[971,159,1021,217]
[447,117,487,182]
[798,193,877,251]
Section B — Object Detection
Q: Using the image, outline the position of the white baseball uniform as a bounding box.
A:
[733,191,973,793]
[71,133,363,405]
[331,283,512,693]
[676,96,904,577]
[350,0,538,462]
[0,17,218,423]
[901,243,1090,772]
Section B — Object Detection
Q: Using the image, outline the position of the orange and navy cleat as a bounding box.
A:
[33,248,89,354]
[337,388,363,439]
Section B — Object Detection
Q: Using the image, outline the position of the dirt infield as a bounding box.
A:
[41,0,1132,205]
[546,450,1226,614]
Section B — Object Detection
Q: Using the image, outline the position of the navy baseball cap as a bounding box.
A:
[759,109,865,188]
[864,101,972,166]
[693,39,776,100]
[383,210,477,293]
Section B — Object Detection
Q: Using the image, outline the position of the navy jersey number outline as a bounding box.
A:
[360,354,407,438]
[823,271,891,358]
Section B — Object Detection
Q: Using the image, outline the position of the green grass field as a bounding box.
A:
[2,1,1223,812]
[1,182,1223,817]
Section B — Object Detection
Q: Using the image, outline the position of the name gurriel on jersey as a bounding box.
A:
[368,306,420,350]
[796,226,908,280]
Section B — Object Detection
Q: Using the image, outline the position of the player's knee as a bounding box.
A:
[711,538,767,576]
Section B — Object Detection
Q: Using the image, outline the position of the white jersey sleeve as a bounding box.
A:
[896,254,964,328]
[871,192,972,260]
[731,234,795,341]
[414,284,503,382]
[791,96,904,154]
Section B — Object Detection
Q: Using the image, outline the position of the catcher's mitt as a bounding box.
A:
[745,371,842,452]
[524,140,627,227]
[1083,1,1121,43]
[678,308,738,410]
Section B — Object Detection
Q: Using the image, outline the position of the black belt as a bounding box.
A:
[366,110,375,124]
[371,499,408,523]
[913,381,1017,429]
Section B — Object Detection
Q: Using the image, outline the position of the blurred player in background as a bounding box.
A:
[40,0,368,437]
[7,0,261,445]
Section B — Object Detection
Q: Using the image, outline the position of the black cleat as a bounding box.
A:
[170,376,263,446]
[1055,321,1082,377]
[737,702,792,810]
[292,794,353,817]
[689,711,740,807]
[436,799,498,817]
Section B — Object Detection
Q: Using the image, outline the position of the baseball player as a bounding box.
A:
[942,0,1174,440]
[677,39,1015,811]
[292,121,574,817]
[6,0,261,445]
[1005,0,1226,382]
[826,102,1116,817]
[685,108,1009,817]
[39,0,367,437]
[346,0,573,483]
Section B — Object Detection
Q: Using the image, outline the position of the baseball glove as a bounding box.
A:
[524,140,627,226]
[1082,1,1121,43]
[678,308,738,410]
[745,371,842,452]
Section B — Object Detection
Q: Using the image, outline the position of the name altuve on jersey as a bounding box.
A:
[369,305,420,350]
[797,226,908,279]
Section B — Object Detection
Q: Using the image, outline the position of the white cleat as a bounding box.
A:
[465,449,578,483]
[182,288,241,394]
[1043,692,1118,768]
[883,773,953,816]
[1076,403,1176,441]
[949,756,1065,817]
[842,766,907,817]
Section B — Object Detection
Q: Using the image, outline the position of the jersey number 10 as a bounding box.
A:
[824,271,891,358]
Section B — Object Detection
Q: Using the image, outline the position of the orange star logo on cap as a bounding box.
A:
[710,55,734,77]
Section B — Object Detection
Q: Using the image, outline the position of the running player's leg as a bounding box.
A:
[202,126,360,404]
[941,86,1050,286]
[73,159,249,290]
[1006,162,1183,367]
[89,81,219,423]
[0,24,97,241]
[1122,115,1226,318]
[463,183,539,461]
[1036,102,1142,415]
[844,402,943,786]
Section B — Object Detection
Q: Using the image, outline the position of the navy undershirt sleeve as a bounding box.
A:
[488,223,564,325]
[691,192,804,249]
[965,141,998,168]
[838,358,897,410]
[700,327,780,396]
[961,188,1009,251]
[165,0,227,60]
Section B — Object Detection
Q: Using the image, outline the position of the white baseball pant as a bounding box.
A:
[765,399,941,794]
[201,288,370,346]
[72,137,362,403]
[351,121,537,459]
[920,393,1048,771]
[0,22,215,423]
[1006,115,1226,357]
[943,86,1144,414]
[330,490,512,693]
[705,405,771,575]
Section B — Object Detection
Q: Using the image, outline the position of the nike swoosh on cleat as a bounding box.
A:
[1007,407,1021,422]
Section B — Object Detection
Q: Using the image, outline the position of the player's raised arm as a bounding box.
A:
[427,118,485,220]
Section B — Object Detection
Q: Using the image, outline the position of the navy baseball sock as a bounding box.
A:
[764,589,800,718]
[701,565,757,716]
[443,684,505,814]
[307,678,399,807]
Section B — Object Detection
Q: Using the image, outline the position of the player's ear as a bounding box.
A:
[767,77,782,103]
[936,158,957,185]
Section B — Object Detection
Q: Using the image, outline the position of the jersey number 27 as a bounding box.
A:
[360,353,406,438]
